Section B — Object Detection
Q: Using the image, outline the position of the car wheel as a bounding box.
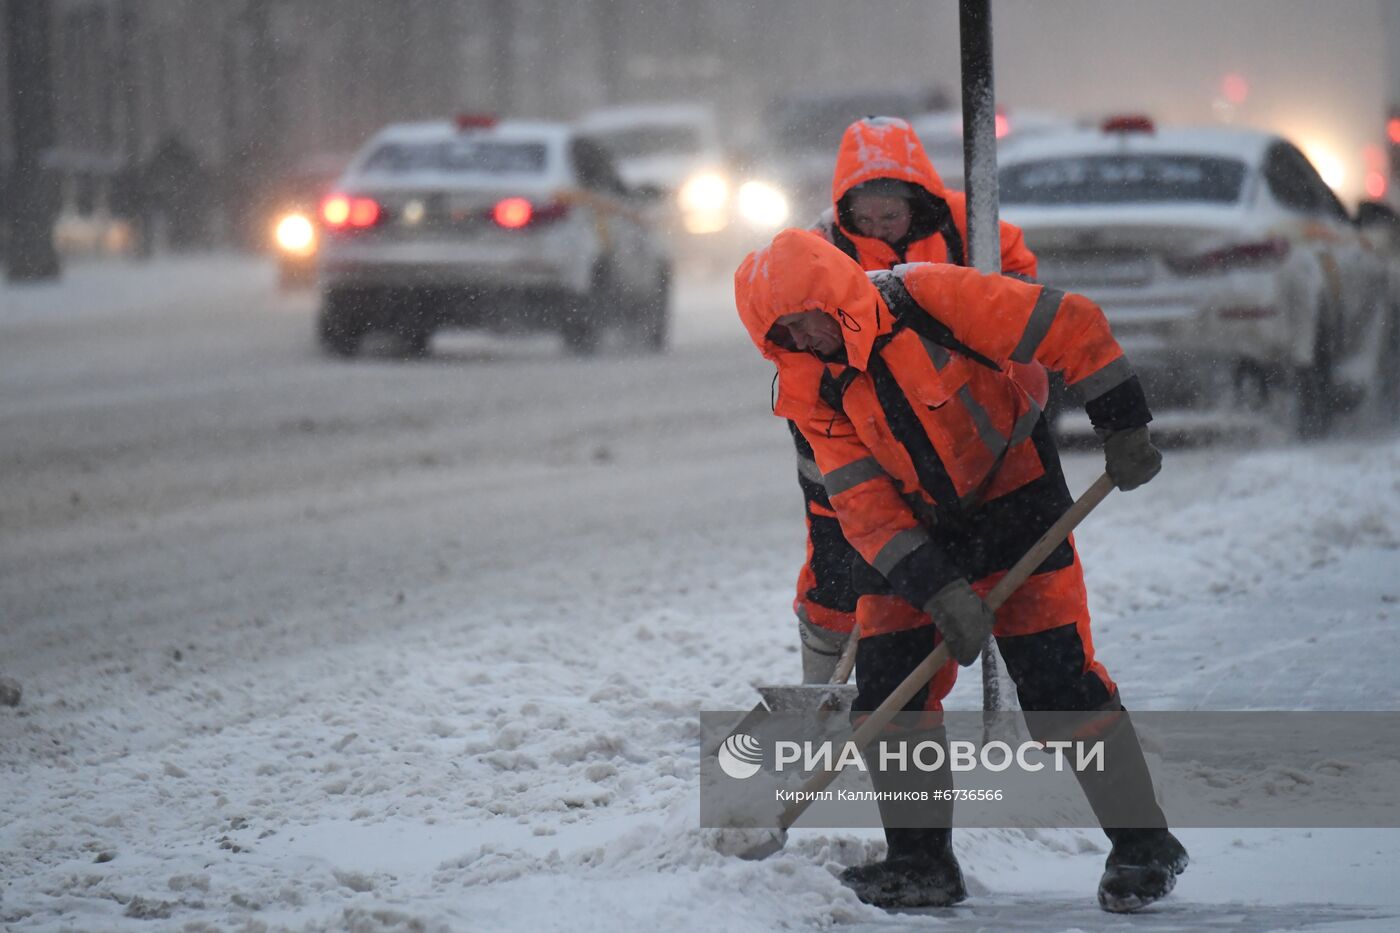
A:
[398,327,432,358]
[383,293,433,359]
[562,268,614,356]
[561,308,601,356]
[317,288,369,357]
[1294,316,1335,440]
[633,265,671,353]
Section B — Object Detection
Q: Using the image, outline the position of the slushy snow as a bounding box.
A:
[2,256,1399,931]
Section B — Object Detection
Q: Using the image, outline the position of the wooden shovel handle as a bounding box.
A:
[831,625,860,684]
[984,471,1116,612]
[777,472,1117,831]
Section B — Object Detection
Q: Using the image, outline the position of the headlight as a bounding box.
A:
[274,212,316,255]
[736,180,790,229]
[677,172,730,234]
[678,172,730,214]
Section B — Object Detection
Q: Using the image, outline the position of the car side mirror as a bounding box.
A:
[1354,199,1400,230]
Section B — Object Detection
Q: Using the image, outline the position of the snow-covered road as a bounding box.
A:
[2,256,1399,931]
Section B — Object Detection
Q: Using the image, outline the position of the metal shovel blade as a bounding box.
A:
[755,683,860,713]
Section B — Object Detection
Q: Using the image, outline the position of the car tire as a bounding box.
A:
[562,268,614,356]
[384,293,433,359]
[633,265,671,353]
[398,327,432,359]
[561,309,601,356]
[318,288,369,357]
[1294,316,1335,440]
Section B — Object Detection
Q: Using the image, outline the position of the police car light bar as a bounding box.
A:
[455,114,498,131]
[1101,115,1155,134]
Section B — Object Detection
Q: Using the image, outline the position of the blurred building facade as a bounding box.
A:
[0,0,950,254]
[15,0,1385,255]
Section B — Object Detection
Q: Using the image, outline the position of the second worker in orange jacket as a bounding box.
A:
[793,116,1048,683]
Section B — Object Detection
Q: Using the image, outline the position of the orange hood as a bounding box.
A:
[734,228,891,374]
[830,116,949,210]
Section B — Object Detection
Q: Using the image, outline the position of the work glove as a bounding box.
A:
[923,579,996,666]
[1102,425,1162,491]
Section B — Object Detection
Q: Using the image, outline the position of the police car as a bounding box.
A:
[316,116,672,356]
[999,117,1394,437]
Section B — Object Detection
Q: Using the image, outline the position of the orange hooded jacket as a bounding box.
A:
[812,116,1046,406]
[737,229,1142,622]
[815,116,1037,277]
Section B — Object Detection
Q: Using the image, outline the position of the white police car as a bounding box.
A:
[316,116,672,356]
[1000,117,1393,437]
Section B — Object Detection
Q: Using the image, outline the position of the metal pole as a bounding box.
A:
[4,0,62,282]
[960,0,1000,275]
[959,0,1007,719]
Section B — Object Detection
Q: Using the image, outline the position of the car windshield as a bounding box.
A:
[593,126,701,159]
[360,139,549,175]
[1000,154,1247,205]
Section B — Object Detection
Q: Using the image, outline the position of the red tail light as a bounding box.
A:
[1166,237,1290,275]
[490,197,570,229]
[532,201,571,223]
[1366,170,1388,199]
[321,194,381,230]
[492,197,533,228]
[348,197,380,228]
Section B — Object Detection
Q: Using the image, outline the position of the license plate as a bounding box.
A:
[1039,255,1153,287]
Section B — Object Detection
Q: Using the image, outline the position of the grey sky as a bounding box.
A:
[739,0,1392,202]
[988,1,1390,202]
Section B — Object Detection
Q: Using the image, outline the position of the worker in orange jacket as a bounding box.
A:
[735,228,1186,913]
[794,116,1047,684]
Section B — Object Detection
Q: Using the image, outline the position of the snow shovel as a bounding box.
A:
[703,624,862,760]
[737,471,1117,860]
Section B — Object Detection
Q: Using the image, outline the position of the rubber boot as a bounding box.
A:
[1098,827,1190,913]
[839,727,967,909]
[1043,705,1189,913]
[798,617,844,684]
